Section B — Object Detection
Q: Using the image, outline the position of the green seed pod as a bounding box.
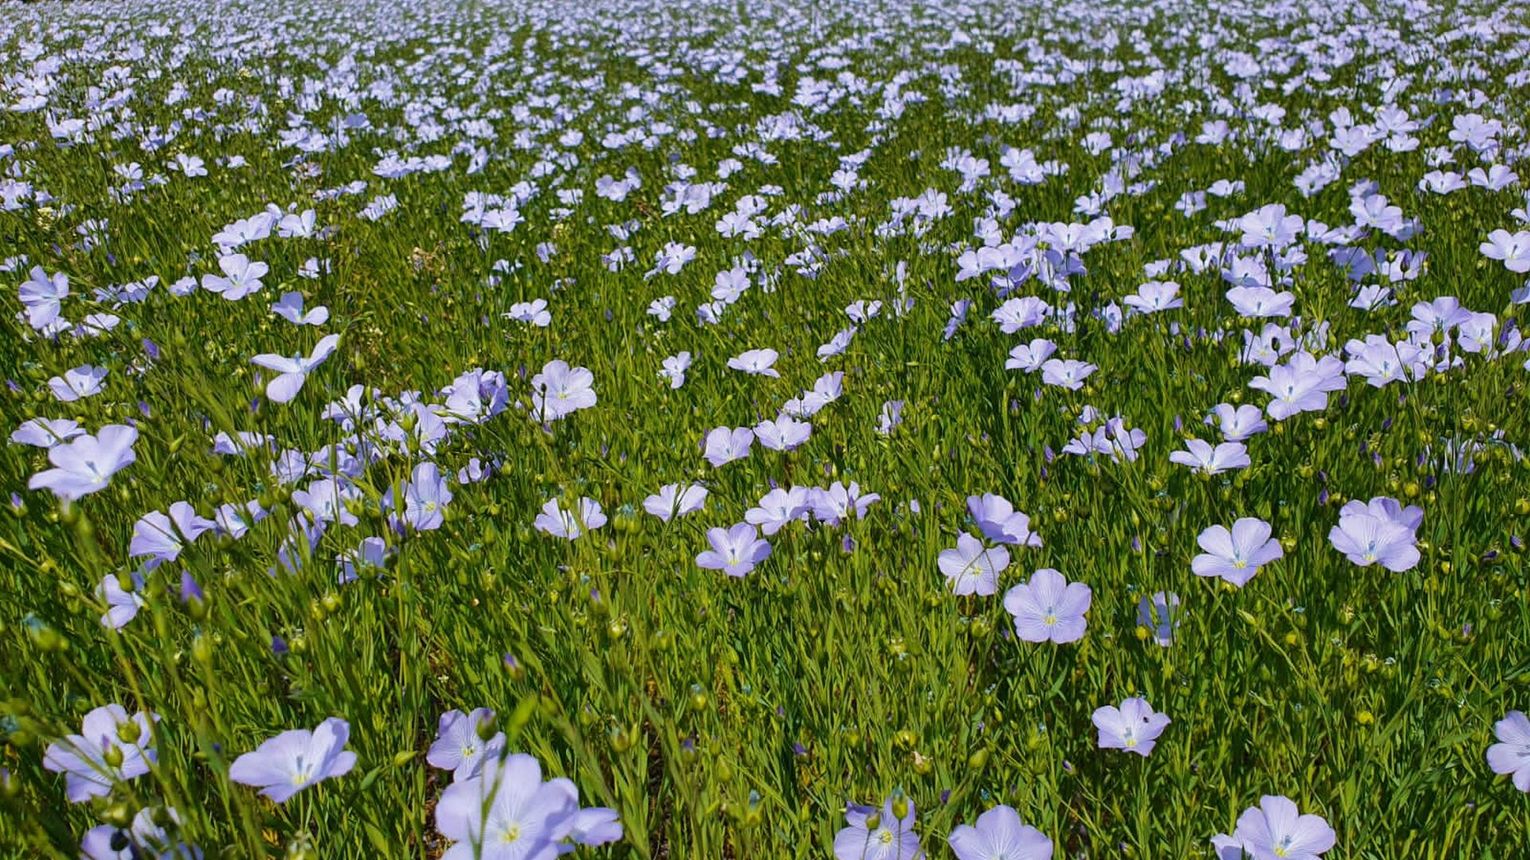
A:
[102,800,133,828]
[609,726,633,753]
[191,634,213,666]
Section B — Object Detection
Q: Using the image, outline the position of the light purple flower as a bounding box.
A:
[215,499,266,539]
[292,477,359,527]
[80,807,197,860]
[568,806,624,848]
[1487,710,1530,792]
[212,430,272,456]
[28,424,138,500]
[1210,834,1245,860]
[272,291,329,326]
[1481,229,1530,274]
[434,753,577,860]
[1092,697,1171,756]
[530,360,596,422]
[755,415,812,451]
[1328,502,1419,572]
[1123,280,1182,314]
[250,333,339,404]
[97,572,146,629]
[338,536,389,584]
[506,298,551,327]
[1192,518,1283,587]
[1169,439,1250,474]
[440,368,511,425]
[696,523,772,577]
[948,804,1052,860]
[76,313,119,338]
[129,502,216,568]
[1232,795,1336,860]
[19,265,69,329]
[427,708,505,782]
[745,486,811,535]
[727,348,780,377]
[534,497,606,540]
[399,462,452,531]
[1003,568,1092,643]
[1344,335,1425,387]
[1239,203,1304,249]
[201,253,268,301]
[808,481,880,525]
[660,352,691,389]
[1338,496,1423,531]
[833,797,923,860]
[48,365,107,402]
[1136,591,1179,646]
[228,717,357,803]
[967,494,1042,547]
[939,533,1009,596]
[43,704,158,802]
[703,426,754,467]
[783,371,845,417]
[1249,354,1346,421]
[10,417,83,448]
[1039,358,1096,390]
[1005,338,1057,373]
[1206,404,1267,442]
[643,483,708,522]
[1225,286,1295,318]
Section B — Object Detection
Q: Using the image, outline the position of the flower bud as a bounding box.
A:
[502,653,525,681]
[474,711,498,742]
